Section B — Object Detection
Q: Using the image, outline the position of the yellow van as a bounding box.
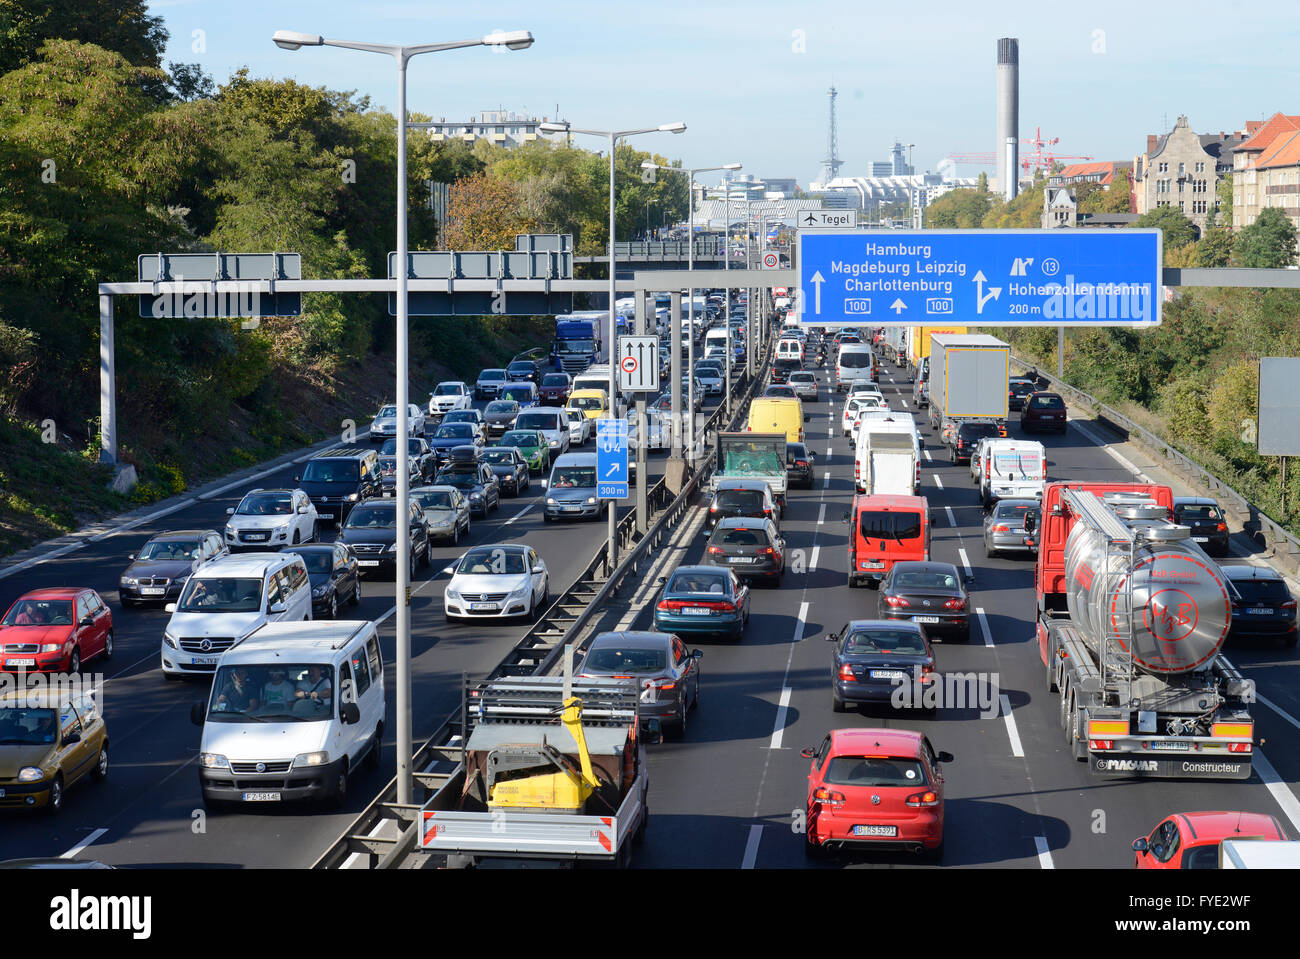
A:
[566,389,609,421]
[746,397,805,443]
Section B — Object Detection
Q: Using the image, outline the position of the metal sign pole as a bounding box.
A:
[670,290,683,459]
[394,55,413,806]
[635,294,649,534]
[606,131,619,571]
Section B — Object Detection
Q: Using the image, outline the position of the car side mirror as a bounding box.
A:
[964,574,975,588]
[293,475,300,483]
[1131,838,1149,854]
[645,717,664,745]
[341,702,361,725]
[841,510,850,523]
[799,747,816,759]
[191,702,206,726]
[64,731,81,745]
[269,601,287,614]
[692,649,703,659]
[1023,513,1036,532]
[936,751,954,764]
[226,507,235,515]
[298,505,310,514]
[127,553,136,562]
[79,616,94,628]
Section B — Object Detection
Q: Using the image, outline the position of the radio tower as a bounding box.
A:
[822,84,843,184]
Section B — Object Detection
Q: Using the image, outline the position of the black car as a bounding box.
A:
[771,358,801,384]
[434,463,501,518]
[877,561,972,642]
[1224,564,1297,646]
[482,400,520,440]
[786,443,815,489]
[949,421,1001,465]
[481,447,531,496]
[428,422,481,464]
[827,620,936,714]
[294,447,383,525]
[284,543,361,619]
[706,479,780,533]
[336,497,430,580]
[1171,497,1230,556]
[1007,377,1037,411]
[764,384,798,400]
[507,359,542,385]
[704,516,785,586]
[379,437,435,490]
[119,529,227,606]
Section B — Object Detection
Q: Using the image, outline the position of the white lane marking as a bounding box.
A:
[923,447,932,462]
[741,824,763,869]
[957,547,972,576]
[934,475,944,490]
[823,471,831,489]
[901,399,909,408]
[792,601,810,643]
[376,572,443,625]
[769,686,794,750]
[1000,693,1025,757]
[1071,419,1151,483]
[1034,836,1055,869]
[503,503,535,526]
[976,607,994,647]
[1259,694,1300,733]
[816,504,826,525]
[945,506,957,527]
[61,828,108,860]
[826,446,833,458]
[1253,751,1300,837]
[108,647,167,681]
[0,541,88,581]
[810,545,820,571]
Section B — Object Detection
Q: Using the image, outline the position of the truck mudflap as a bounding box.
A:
[1089,753,1252,780]
[421,809,633,860]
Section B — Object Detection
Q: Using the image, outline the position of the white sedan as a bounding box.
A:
[224,488,319,549]
[444,544,550,623]
[371,403,425,441]
[566,409,592,447]
[428,381,472,418]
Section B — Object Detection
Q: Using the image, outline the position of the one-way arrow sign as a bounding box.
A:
[890,298,907,314]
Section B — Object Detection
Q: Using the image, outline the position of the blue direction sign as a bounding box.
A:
[596,418,629,499]
[798,229,1162,327]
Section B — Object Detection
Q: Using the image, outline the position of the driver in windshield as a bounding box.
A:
[13,601,46,625]
[296,665,332,706]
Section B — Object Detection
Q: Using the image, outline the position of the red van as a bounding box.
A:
[847,494,931,587]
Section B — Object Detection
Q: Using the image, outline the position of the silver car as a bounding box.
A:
[565,408,592,446]
[370,403,425,442]
[983,498,1039,558]
[411,485,472,545]
[694,363,724,396]
[578,631,701,739]
[787,371,820,403]
[544,452,600,521]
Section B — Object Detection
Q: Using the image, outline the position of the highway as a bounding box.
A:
[4,354,1300,869]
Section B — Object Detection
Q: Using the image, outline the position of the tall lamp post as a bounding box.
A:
[273,27,533,807]
[640,160,740,463]
[539,119,686,571]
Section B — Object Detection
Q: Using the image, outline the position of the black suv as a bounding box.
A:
[1171,497,1230,556]
[949,422,1002,465]
[1224,564,1297,647]
[771,357,801,384]
[295,447,383,525]
[336,497,430,580]
[1007,377,1037,411]
[506,359,542,385]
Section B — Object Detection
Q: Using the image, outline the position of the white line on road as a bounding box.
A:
[1034,836,1055,869]
[816,504,826,525]
[923,447,932,462]
[61,828,108,860]
[945,506,957,527]
[957,547,972,575]
[792,601,810,643]
[976,607,994,647]
[769,686,794,750]
[810,545,820,571]
[503,503,535,526]
[826,446,833,458]
[1072,419,1151,483]
[1000,694,1025,757]
[1253,751,1300,837]
[901,399,909,408]
[934,475,944,489]
[823,471,831,489]
[741,824,763,869]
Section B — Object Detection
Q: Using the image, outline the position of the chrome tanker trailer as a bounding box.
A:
[1033,483,1255,779]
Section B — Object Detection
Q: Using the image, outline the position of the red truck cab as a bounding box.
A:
[847,494,931,588]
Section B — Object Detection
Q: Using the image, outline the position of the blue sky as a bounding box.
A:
[149,0,1300,187]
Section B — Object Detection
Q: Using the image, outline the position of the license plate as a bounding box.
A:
[318,513,334,520]
[682,608,712,616]
[6,659,35,668]
[1151,740,1191,751]
[852,824,898,837]
[243,792,281,802]
[564,506,583,513]
[1249,608,1273,615]
[470,602,499,611]
[870,669,908,680]
[730,556,755,564]
[865,561,885,570]
[912,616,941,624]
[383,491,393,497]
[141,587,165,596]
[245,534,268,541]
[358,560,380,567]
[1192,536,1207,543]
[191,656,218,666]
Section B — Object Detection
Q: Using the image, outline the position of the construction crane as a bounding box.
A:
[1019,126,1092,175]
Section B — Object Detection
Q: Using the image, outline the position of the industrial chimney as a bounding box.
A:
[997,38,1019,200]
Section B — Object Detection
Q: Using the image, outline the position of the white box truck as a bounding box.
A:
[856,421,921,496]
[926,334,1010,430]
[978,438,1046,509]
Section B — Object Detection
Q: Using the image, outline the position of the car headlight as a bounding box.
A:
[547,497,557,505]
[39,643,63,653]
[120,576,138,587]
[312,584,330,597]
[586,496,597,505]
[347,493,359,502]
[292,751,330,768]
[445,588,460,601]
[225,525,236,537]
[17,767,44,783]
[549,439,559,447]
[387,543,399,552]
[163,631,178,649]
[199,753,229,769]
[470,492,483,500]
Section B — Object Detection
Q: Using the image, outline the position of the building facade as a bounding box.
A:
[1131,116,1243,230]
[1232,113,1300,234]
[1042,187,1077,228]
[424,110,568,148]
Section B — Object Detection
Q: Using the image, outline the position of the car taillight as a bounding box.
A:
[943,597,966,611]
[796,460,809,468]
[1283,600,1298,611]
[991,524,1010,533]
[1228,742,1253,754]
[658,599,685,611]
[653,680,677,691]
[708,546,725,555]
[1216,522,1227,532]
[764,507,773,516]
[758,547,777,557]
[703,600,736,612]
[710,503,718,512]
[838,663,856,682]
[884,595,910,608]
[920,664,937,684]
[1089,740,1115,751]
[812,787,846,805]
[905,790,939,807]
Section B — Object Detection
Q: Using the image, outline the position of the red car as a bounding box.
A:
[0,588,114,674]
[801,728,952,861]
[1132,811,1288,869]
[1020,391,1067,434]
[538,373,572,406]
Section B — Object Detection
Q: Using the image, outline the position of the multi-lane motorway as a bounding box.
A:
[4,358,1300,869]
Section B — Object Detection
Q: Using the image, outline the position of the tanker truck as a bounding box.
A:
[1034,482,1255,780]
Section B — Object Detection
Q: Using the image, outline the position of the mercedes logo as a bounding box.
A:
[199,639,212,652]
[256,762,266,773]
[871,795,881,805]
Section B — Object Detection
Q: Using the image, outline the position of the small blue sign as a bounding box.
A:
[798,229,1163,327]
[596,418,629,499]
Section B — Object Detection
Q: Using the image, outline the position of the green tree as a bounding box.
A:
[1216,173,1233,228]
[443,171,539,250]
[0,0,167,79]
[1232,207,1298,268]
[1134,206,1197,248]
[1194,226,1233,267]
[976,171,988,193]
[1205,360,1257,438]
[924,188,992,228]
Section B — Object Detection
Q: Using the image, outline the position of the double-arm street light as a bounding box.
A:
[640,160,740,464]
[538,120,685,571]
[273,27,533,806]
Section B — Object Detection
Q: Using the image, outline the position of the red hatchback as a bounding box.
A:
[0,589,114,674]
[1020,391,1067,434]
[801,728,952,861]
[1132,811,1288,869]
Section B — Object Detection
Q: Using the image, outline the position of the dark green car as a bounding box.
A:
[498,429,549,473]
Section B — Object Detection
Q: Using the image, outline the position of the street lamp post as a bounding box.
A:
[540,119,685,571]
[273,27,533,807]
[640,160,740,464]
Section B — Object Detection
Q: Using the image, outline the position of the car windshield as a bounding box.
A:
[894,570,959,590]
[823,756,928,787]
[994,502,1035,521]
[458,548,527,575]
[584,646,667,673]
[1030,395,1065,409]
[206,664,334,722]
[543,374,569,386]
[787,446,808,464]
[668,571,729,594]
[567,410,585,424]
[508,365,534,376]
[1180,846,1221,869]
[236,493,293,515]
[344,505,396,529]
[434,424,472,439]
[485,404,517,418]
[1010,381,1035,395]
[516,413,558,431]
[1231,579,1291,604]
[844,629,926,654]
[436,471,478,490]
[715,527,766,546]
[434,384,461,396]
[138,539,199,561]
[550,466,596,488]
[858,511,922,542]
[501,431,539,448]
[444,411,477,424]
[377,405,398,417]
[2,599,74,626]
[302,460,358,483]
[0,706,65,745]
[413,490,455,510]
[840,353,871,368]
[176,577,263,613]
[1178,505,1222,521]
[789,373,814,383]
[380,439,424,455]
[480,370,506,381]
[503,387,534,402]
[560,338,596,351]
[290,551,332,575]
[716,490,764,510]
[766,387,796,398]
[568,396,603,411]
[476,449,510,465]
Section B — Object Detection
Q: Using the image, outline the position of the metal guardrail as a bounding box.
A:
[1010,355,1300,576]
[313,333,775,869]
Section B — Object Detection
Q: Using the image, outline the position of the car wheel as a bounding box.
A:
[102,629,114,660]
[419,541,430,567]
[1068,695,1087,761]
[292,530,300,545]
[672,699,688,740]
[986,544,997,559]
[543,514,553,523]
[329,763,349,808]
[46,775,65,815]
[832,688,847,713]
[121,597,137,608]
[329,592,338,620]
[949,449,957,465]
[350,578,362,607]
[91,744,109,782]
[364,726,383,771]
[408,551,417,581]
[1285,630,1298,649]
[451,522,460,546]
[68,648,80,675]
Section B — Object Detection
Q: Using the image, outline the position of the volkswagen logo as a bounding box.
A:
[256,762,266,773]
[871,795,881,805]
[199,639,212,653]
[923,600,931,607]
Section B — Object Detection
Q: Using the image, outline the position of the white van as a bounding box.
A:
[978,438,1046,509]
[161,552,312,679]
[704,327,730,359]
[191,620,385,807]
[855,420,922,495]
[836,343,876,393]
[776,338,804,364]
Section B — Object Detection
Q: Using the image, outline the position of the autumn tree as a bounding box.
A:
[443,171,539,250]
